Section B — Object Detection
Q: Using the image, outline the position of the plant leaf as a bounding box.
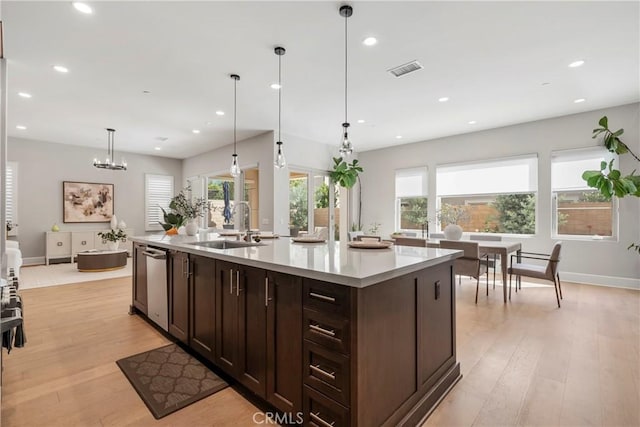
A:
[598,116,608,127]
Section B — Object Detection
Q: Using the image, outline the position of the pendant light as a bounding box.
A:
[93,128,127,170]
[274,46,287,169]
[229,74,241,177]
[338,5,353,157]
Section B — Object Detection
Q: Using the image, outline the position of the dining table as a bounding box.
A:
[393,237,522,303]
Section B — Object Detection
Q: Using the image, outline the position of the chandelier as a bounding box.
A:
[93,128,127,170]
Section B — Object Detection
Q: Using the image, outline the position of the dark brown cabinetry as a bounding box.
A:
[215,260,269,397]
[132,243,148,314]
[266,271,302,414]
[189,254,216,362]
[168,250,189,343]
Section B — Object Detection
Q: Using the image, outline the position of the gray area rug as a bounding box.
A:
[116,344,228,419]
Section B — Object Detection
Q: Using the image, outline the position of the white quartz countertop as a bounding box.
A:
[130,233,462,288]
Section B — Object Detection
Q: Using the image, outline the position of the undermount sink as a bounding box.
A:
[186,240,264,250]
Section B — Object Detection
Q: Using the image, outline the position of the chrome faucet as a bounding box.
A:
[231,201,251,233]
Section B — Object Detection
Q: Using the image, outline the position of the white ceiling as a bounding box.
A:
[4,1,639,159]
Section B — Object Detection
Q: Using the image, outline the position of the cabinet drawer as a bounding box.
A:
[303,308,350,355]
[303,279,351,317]
[47,232,71,256]
[303,340,350,407]
[304,385,350,427]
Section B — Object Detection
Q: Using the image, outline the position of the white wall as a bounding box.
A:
[9,137,182,261]
[359,103,640,288]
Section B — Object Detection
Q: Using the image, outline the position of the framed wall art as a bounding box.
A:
[63,181,114,223]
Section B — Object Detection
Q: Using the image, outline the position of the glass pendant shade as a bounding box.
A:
[275,141,286,168]
[230,154,241,177]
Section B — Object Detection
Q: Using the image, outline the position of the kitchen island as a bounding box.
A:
[130,233,462,426]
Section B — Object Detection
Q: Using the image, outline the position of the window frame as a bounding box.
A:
[551,147,618,241]
[395,167,428,233]
[6,162,18,236]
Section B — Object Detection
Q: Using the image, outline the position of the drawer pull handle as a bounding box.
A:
[309,323,336,337]
[57,242,63,247]
[310,412,335,427]
[309,292,336,303]
[81,240,87,245]
[310,364,336,380]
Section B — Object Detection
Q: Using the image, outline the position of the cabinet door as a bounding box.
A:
[418,263,454,387]
[168,251,189,343]
[190,255,216,362]
[132,244,148,314]
[47,232,71,258]
[266,271,303,413]
[72,231,95,258]
[238,265,267,397]
[215,260,239,374]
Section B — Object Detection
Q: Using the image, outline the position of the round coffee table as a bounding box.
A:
[77,249,128,272]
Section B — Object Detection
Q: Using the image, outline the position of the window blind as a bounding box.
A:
[551,147,613,191]
[145,174,174,231]
[5,162,18,235]
[436,155,538,196]
[395,167,428,197]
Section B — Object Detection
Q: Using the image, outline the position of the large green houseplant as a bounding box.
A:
[330,157,364,230]
[582,116,640,253]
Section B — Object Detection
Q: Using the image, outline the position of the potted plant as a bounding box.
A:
[437,204,470,240]
[330,156,364,231]
[98,228,127,251]
[159,185,208,236]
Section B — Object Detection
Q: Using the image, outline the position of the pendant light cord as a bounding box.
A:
[344,11,348,125]
[233,77,237,155]
[278,53,282,142]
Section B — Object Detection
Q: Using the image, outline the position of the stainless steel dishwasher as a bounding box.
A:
[143,247,168,331]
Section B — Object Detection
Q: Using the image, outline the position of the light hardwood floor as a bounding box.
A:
[2,276,639,426]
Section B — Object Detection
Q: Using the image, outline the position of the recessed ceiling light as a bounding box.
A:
[395,135,403,139]
[18,92,32,98]
[438,97,449,102]
[468,120,477,125]
[270,83,281,90]
[192,129,201,134]
[154,146,162,151]
[16,125,27,130]
[357,119,365,124]
[72,2,93,14]
[363,37,378,46]
[215,111,225,116]
[568,60,585,68]
[574,98,586,103]
[541,82,551,86]
[142,90,151,94]
[53,65,69,73]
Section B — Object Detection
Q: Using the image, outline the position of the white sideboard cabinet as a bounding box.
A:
[45,229,134,265]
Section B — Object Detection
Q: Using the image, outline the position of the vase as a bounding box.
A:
[107,241,119,251]
[110,215,118,229]
[166,227,178,235]
[185,219,198,236]
[443,224,463,240]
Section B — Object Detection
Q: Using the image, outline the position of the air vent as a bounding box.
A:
[387,60,423,78]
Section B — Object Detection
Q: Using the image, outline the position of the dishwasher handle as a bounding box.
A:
[142,248,167,260]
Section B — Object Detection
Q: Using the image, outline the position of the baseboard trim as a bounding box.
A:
[561,271,640,290]
[23,256,45,266]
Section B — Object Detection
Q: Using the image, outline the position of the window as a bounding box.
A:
[551,148,616,238]
[436,155,538,234]
[289,172,309,233]
[395,167,428,232]
[145,174,174,231]
[6,162,18,236]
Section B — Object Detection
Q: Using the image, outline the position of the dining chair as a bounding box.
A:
[469,234,501,288]
[439,240,489,303]
[508,242,563,308]
[393,236,427,247]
